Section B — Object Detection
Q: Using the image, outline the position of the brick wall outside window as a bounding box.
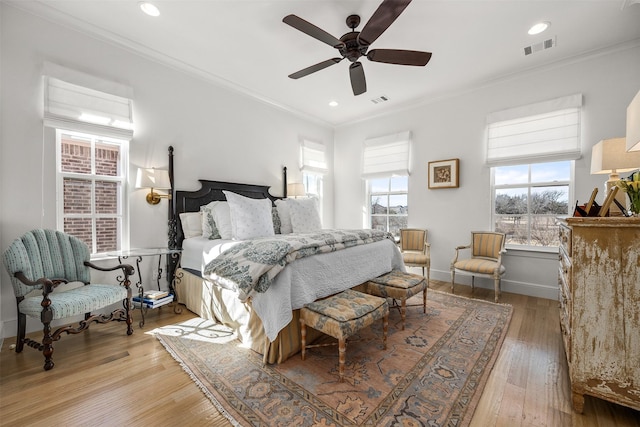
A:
[60,136,122,252]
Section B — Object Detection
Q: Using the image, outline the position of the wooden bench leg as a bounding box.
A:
[338,338,346,382]
[300,320,306,361]
[382,313,388,350]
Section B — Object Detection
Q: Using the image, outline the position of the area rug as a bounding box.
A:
[155,290,512,426]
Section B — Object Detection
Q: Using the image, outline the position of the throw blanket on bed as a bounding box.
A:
[202,229,394,301]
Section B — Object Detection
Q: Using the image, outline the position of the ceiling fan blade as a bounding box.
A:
[367,49,432,66]
[358,0,412,46]
[349,62,367,96]
[283,15,345,49]
[288,58,343,79]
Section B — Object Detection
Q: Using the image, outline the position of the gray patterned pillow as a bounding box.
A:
[223,191,275,240]
[200,202,221,240]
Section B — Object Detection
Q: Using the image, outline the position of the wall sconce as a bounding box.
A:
[136,167,171,205]
[287,183,306,198]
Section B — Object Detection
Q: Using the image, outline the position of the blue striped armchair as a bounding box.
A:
[3,229,134,370]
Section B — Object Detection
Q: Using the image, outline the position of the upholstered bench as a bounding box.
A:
[365,270,427,330]
[300,289,389,382]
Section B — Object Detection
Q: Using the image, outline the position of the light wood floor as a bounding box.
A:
[1,281,638,426]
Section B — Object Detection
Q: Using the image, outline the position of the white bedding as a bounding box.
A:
[181,235,405,341]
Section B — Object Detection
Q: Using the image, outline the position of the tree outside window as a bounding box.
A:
[493,161,572,247]
[369,176,408,238]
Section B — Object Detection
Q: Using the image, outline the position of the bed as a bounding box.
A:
[166,148,405,363]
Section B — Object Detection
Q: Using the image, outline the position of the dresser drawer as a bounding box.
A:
[558,223,572,257]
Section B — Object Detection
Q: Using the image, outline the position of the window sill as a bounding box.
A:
[504,244,559,259]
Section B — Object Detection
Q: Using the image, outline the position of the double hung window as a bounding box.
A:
[487,94,581,248]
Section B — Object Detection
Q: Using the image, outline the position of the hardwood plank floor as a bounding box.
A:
[1,282,638,426]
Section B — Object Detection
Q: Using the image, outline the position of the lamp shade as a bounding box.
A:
[627,89,640,152]
[135,168,171,189]
[287,183,305,197]
[590,138,640,175]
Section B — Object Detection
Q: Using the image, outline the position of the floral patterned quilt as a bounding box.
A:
[202,229,394,301]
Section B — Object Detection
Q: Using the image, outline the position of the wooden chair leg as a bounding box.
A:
[423,287,427,314]
[338,338,346,383]
[451,270,456,293]
[400,299,407,330]
[16,312,26,353]
[300,320,307,361]
[471,275,475,291]
[494,278,500,302]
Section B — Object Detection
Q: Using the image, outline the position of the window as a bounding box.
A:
[369,176,408,237]
[43,65,134,255]
[487,94,581,248]
[362,131,412,237]
[492,161,572,247]
[300,139,327,218]
[56,130,129,254]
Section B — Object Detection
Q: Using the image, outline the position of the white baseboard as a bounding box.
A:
[428,268,559,301]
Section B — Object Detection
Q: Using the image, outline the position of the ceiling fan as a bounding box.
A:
[283,0,432,96]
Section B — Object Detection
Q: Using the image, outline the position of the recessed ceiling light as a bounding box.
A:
[528,21,550,35]
[139,2,160,17]
[328,101,339,107]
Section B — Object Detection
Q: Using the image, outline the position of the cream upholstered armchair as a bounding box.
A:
[399,229,430,285]
[3,229,135,370]
[450,231,506,302]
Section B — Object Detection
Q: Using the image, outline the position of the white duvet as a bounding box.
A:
[181,235,405,341]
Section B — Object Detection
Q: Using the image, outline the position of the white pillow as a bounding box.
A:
[179,212,203,239]
[223,191,275,240]
[200,202,221,239]
[275,199,293,234]
[212,202,233,240]
[289,198,322,233]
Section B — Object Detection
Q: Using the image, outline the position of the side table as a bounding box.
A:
[107,248,182,327]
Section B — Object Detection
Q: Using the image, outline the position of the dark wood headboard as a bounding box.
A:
[166,146,287,258]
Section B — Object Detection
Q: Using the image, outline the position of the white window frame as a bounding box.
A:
[491,160,574,250]
[55,129,130,254]
[367,176,408,237]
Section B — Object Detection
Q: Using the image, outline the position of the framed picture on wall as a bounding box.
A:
[428,158,459,189]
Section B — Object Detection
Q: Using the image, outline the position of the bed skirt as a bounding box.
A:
[175,267,324,364]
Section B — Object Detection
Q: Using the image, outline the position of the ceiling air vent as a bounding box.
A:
[524,36,556,56]
[371,95,389,104]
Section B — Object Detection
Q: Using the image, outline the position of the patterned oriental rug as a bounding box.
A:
[156,290,512,427]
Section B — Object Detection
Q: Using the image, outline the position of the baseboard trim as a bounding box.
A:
[428,268,558,301]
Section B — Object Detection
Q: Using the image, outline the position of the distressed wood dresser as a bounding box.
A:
[557,216,640,413]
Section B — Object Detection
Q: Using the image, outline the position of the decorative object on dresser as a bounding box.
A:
[2,229,134,370]
[590,137,640,215]
[557,216,640,412]
[450,231,506,302]
[428,158,459,189]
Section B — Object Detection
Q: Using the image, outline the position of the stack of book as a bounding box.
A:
[133,290,174,309]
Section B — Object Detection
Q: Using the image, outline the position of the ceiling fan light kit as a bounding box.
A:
[283,0,432,96]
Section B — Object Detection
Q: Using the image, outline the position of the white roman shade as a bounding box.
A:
[43,63,134,139]
[362,131,411,178]
[300,140,327,173]
[486,94,582,165]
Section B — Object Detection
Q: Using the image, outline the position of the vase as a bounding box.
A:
[627,192,640,216]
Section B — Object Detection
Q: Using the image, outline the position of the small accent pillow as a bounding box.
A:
[289,198,322,233]
[275,199,293,234]
[272,206,281,234]
[212,202,233,240]
[223,191,275,240]
[200,202,221,240]
[179,212,203,239]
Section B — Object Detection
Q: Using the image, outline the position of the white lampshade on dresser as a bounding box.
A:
[627,89,640,152]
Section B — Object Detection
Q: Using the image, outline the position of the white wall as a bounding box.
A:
[334,44,640,299]
[0,4,333,337]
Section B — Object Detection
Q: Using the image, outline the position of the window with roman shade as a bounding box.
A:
[362,131,411,178]
[486,94,582,165]
[300,139,327,174]
[43,62,134,140]
[43,63,133,254]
